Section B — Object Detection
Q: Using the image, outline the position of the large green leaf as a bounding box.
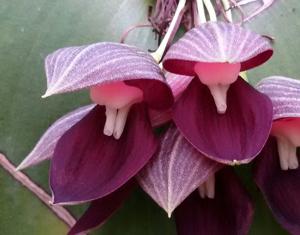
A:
[0,0,298,234]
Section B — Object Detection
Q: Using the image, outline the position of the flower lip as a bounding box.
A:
[43,42,174,110]
[175,168,254,235]
[163,21,273,76]
[172,77,273,165]
[50,104,158,205]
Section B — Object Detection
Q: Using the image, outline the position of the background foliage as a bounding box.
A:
[0,0,299,234]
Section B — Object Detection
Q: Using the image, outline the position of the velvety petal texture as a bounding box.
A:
[254,137,300,235]
[50,104,157,204]
[148,108,172,127]
[175,168,254,235]
[44,42,173,110]
[163,22,273,75]
[173,78,273,165]
[137,124,221,216]
[17,105,95,170]
[256,76,300,120]
[68,182,134,235]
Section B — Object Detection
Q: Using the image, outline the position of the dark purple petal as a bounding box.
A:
[253,137,300,235]
[256,76,300,120]
[137,124,222,216]
[68,181,135,235]
[50,103,157,204]
[175,168,254,235]
[148,108,172,127]
[173,78,273,165]
[17,105,95,170]
[163,22,273,76]
[44,42,173,110]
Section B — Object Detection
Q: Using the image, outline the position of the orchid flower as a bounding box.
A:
[67,124,221,234]
[163,21,274,166]
[66,124,252,235]
[254,76,300,234]
[17,42,174,206]
[135,22,275,235]
[137,76,300,235]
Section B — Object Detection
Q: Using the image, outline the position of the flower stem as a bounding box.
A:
[221,0,233,22]
[151,0,187,62]
[203,0,217,21]
[0,153,81,232]
[196,0,207,24]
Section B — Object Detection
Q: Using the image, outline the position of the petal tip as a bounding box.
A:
[15,164,24,171]
[41,91,52,98]
[16,158,31,171]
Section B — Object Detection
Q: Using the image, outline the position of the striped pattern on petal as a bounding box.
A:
[137,124,221,216]
[17,105,95,170]
[44,42,173,109]
[163,22,273,76]
[256,76,300,120]
[166,72,194,100]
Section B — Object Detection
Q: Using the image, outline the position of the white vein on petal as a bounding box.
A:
[256,76,300,120]
[44,42,165,96]
[137,126,221,215]
[164,22,272,67]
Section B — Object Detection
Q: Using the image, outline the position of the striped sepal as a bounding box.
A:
[17,105,95,170]
[137,124,221,216]
[257,76,300,120]
[163,22,273,75]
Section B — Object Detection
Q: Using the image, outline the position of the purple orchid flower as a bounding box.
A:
[136,22,276,235]
[68,123,222,235]
[137,76,300,235]
[163,21,274,165]
[17,42,174,207]
[254,76,300,234]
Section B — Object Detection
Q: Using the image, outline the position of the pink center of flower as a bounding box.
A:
[271,118,300,170]
[198,173,215,199]
[90,81,143,139]
[194,62,241,114]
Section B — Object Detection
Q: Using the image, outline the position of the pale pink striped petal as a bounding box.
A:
[163,22,273,75]
[137,124,222,216]
[256,76,300,120]
[166,72,194,100]
[43,42,173,110]
[17,105,95,170]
